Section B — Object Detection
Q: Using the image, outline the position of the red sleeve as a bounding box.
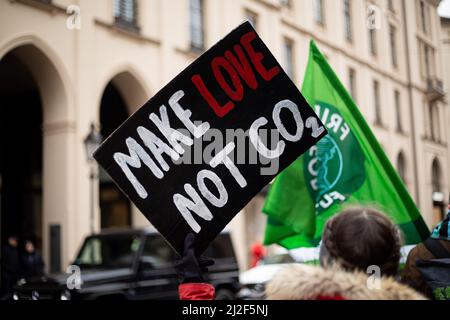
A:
[179,283,215,300]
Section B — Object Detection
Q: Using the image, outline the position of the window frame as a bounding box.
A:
[245,9,259,31]
[394,90,402,132]
[348,68,357,101]
[344,0,353,42]
[429,103,440,142]
[189,0,205,52]
[388,0,395,12]
[113,0,140,33]
[369,27,377,56]
[314,0,325,26]
[373,80,382,125]
[389,24,398,68]
[283,37,295,80]
[396,152,406,184]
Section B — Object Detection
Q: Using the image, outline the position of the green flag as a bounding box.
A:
[263,40,430,248]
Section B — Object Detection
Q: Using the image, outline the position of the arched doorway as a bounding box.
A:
[0,51,43,251]
[99,82,132,229]
[431,158,444,223]
[1,40,74,274]
[98,70,149,230]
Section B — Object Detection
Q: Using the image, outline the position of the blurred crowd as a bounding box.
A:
[1,236,44,297]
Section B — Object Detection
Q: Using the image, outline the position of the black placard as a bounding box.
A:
[93,22,327,255]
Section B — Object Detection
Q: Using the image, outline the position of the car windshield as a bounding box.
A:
[261,253,295,265]
[203,233,236,260]
[74,234,141,269]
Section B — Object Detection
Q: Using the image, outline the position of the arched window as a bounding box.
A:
[431,158,442,193]
[99,82,132,229]
[396,152,406,183]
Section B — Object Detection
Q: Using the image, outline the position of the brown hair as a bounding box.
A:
[321,207,402,277]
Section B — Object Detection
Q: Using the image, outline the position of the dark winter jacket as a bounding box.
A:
[21,252,44,278]
[401,240,450,298]
[1,245,20,276]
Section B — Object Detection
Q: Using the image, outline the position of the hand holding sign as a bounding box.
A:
[93,22,327,255]
[174,233,214,284]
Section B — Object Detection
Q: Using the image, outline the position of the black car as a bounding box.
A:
[13,228,240,300]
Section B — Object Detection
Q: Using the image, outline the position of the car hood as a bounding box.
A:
[239,264,292,285]
[17,268,134,288]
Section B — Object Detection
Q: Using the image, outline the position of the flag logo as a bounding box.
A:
[304,102,365,214]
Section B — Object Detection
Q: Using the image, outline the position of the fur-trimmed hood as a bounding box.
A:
[265,264,426,300]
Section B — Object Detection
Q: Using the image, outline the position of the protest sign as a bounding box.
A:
[94,22,327,255]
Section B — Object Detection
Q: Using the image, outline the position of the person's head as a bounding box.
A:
[320,207,402,277]
[8,235,18,247]
[25,240,35,254]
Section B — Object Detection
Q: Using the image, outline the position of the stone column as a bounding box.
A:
[42,121,77,272]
